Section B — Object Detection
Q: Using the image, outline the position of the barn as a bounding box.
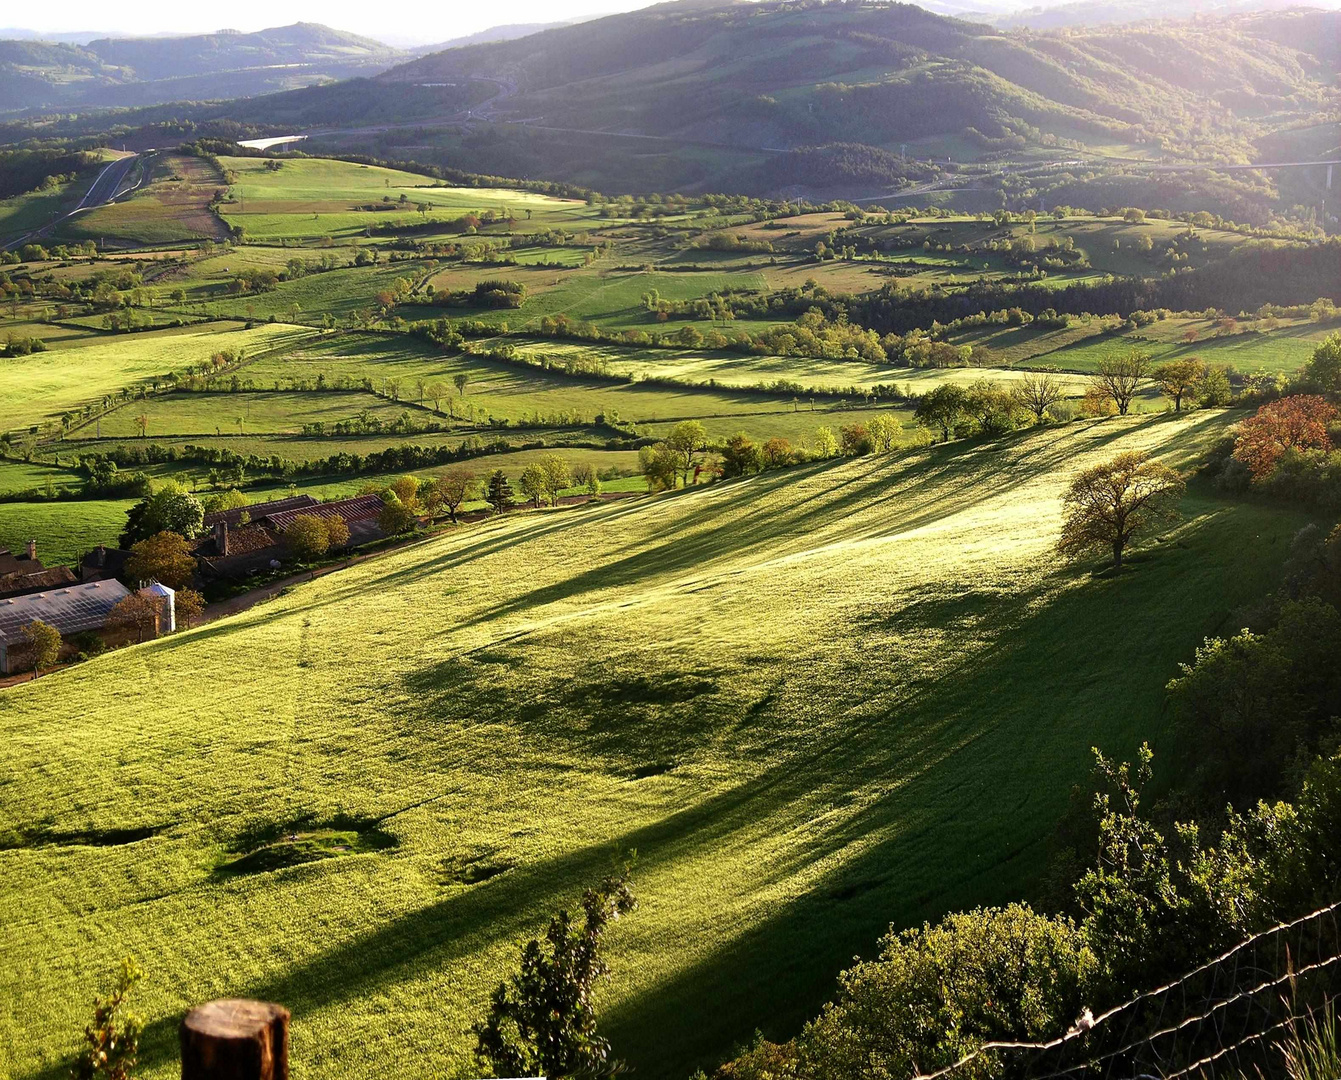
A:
[0,580,131,675]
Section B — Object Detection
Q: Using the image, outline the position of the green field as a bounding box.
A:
[52,154,229,248]
[0,323,315,437]
[949,317,1332,376]
[92,391,419,439]
[0,460,85,494]
[0,182,81,247]
[0,496,133,566]
[217,157,602,240]
[0,411,1310,1080]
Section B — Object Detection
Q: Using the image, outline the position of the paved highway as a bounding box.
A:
[2,152,149,251]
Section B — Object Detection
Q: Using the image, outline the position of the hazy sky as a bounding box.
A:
[11,0,660,45]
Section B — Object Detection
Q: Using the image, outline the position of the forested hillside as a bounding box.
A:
[4,1,1337,222]
[383,0,1337,163]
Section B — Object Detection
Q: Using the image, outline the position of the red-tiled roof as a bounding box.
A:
[204,495,318,528]
[225,524,280,556]
[265,495,385,533]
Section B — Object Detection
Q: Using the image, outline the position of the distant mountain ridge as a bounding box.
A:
[373,0,1340,163]
[0,22,407,113]
[421,18,597,53]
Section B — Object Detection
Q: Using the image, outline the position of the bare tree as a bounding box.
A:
[1089,352,1152,416]
[1013,372,1066,423]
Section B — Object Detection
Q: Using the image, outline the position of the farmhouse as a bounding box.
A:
[0,543,77,599]
[79,545,132,584]
[203,495,318,529]
[198,493,388,578]
[266,493,386,546]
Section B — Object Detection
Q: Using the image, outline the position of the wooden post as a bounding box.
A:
[180,999,289,1080]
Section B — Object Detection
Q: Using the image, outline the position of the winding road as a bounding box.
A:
[3,151,152,251]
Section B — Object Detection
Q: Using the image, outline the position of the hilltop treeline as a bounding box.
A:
[0,148,102,200]
[753,143,939,191]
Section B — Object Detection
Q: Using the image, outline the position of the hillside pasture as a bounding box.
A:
[217,157,600,240]
[0,411,1308,1080]
[0,322,313,436]
[53,153,230,248]
[200,263,435,321]
[949,317,1334,376]
[0,180,81,247]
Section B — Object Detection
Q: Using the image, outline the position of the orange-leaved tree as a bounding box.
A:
[1232,396,1336,480]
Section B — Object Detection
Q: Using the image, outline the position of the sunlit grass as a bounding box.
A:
[0,411,1309,1080]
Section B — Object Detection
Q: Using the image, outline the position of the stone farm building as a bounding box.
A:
[0,543,77,599]
[198,494,387,577]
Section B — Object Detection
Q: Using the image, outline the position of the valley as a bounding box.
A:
[1,5,1339,1080]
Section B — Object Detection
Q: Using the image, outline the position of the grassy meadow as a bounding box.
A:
[0,322,314,436]
[0,411,1313,1080]
[0,497,133,565]
[217,157,602,240]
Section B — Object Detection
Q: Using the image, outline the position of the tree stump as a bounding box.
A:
[180,999,289,1080]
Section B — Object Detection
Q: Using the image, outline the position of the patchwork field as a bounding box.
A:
[0,323,314,437]
[0,411,1311,1080]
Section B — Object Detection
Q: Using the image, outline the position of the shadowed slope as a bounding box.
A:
[0,412,1308,1080]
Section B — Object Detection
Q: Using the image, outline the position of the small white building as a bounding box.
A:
[137,581,176,635]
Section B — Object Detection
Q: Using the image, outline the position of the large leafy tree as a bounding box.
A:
[1302,332,1341,393]
[125,531,196,590]
[1057,451,1184,569]
[638,443,681,492]
[24,619,61,676]
[474,864,636,1079]
[120,483,204,547]
[432,468,478,523]
[1232,395,1336,480]
[914,384,969,442]
[1152,358,1205,412]
[721,432,764,477]
[284,515,333,561]
[665,420,708,487]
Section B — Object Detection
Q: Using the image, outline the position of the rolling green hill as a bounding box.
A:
[0,410,1309,1080]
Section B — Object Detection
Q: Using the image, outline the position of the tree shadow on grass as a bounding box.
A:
[17,481,1298,1080]
[426,417,1185,634]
